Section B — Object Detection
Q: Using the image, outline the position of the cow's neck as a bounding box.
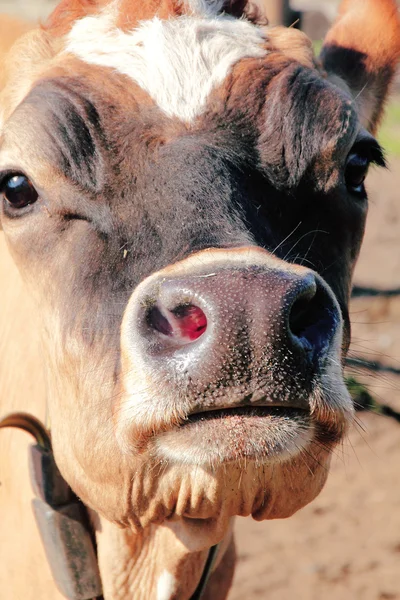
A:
[93,514,235,599]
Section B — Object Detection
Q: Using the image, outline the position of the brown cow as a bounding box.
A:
[0,1,399,598]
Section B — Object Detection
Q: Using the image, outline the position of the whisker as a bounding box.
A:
[271,221,303,255]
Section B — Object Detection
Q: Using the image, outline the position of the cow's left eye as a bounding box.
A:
[345,154,370,195]
[1,174,38,209]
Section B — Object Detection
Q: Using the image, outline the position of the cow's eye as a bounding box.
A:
[1,174,38,209]
[345,154,370,195]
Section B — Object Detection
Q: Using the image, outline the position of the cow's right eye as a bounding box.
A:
[1,174,38,209]
[344,154,370,195]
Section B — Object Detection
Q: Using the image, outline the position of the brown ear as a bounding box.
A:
[320,0,400,134]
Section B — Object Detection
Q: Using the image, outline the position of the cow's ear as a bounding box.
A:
[320,0,400,134]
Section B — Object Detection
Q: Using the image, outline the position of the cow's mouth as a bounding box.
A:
[184,405,307,424]
[155,404,315,465]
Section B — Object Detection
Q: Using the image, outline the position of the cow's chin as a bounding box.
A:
[125,429,333,551]
[115,384,352,547]
[120,406,346,549]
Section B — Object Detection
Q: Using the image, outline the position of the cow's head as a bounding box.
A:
[0,0,398,550]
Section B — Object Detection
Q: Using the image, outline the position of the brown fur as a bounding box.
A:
[332,0,400,69]
[265,26,315,68]
[44,0,108,36]
[44,0,266,36]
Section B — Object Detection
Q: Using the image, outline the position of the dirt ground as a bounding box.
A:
[0,2,399,600]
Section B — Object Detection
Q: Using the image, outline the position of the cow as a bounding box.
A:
[0,0,399,598]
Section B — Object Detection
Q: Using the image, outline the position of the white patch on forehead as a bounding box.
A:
[156,570,177,600]
[65,10,267,122]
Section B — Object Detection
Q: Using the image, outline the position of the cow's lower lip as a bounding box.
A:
[155,406,313,465]
[184,405,308,423]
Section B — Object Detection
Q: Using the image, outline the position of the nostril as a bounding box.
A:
[147,303,207,343]
[288,282,339,361]
[172,304,207,341]
[289,292,316,346]
[147,306,173,336]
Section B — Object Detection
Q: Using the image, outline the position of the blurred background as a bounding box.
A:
[1,1,399,599]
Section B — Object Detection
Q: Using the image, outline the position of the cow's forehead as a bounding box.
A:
[2,43,358,200]
[0,1,318,132]
[64,7,267,122]
[1,0,359,195]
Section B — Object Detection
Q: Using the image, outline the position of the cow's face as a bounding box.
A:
[0,0,397,547]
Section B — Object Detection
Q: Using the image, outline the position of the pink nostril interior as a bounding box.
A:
[147,304,207,342]
[172,304,207,341]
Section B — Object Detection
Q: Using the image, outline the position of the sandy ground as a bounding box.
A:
[0,2,399,599]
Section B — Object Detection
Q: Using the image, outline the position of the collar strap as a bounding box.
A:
[190,543,220,600]
[1,412,103,600]
[0,412,51,450]
[0,412,218,600]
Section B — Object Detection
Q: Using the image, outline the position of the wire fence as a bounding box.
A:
[348,286,400,421]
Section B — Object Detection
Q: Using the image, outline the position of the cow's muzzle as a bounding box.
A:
[118,247,350,461]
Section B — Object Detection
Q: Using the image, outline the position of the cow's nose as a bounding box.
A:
[125,260,340,379]
[144,274,336,363]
